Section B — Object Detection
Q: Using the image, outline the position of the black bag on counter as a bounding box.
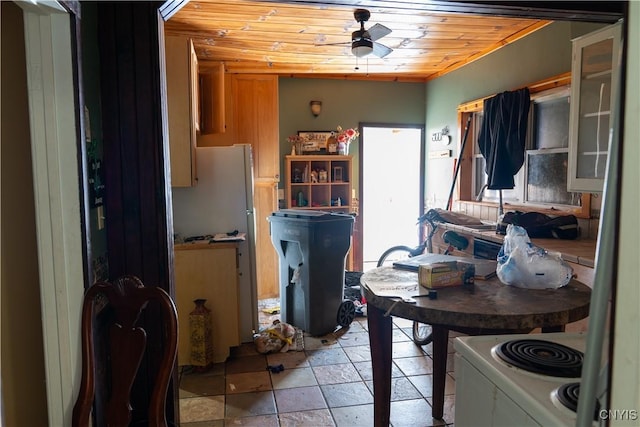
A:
[497,211,579,240]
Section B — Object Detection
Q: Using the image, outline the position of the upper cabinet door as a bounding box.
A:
[166,35,198,187]
[568,22,622,193]
[190,40,200,134]
[232,75,280,182]
[199,61,226,135]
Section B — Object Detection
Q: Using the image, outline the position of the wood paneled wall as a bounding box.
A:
[97,1,178,424]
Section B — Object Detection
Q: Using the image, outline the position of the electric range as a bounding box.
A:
[454,332,604,427]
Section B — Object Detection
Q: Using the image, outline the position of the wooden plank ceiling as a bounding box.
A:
[164,0,551,82]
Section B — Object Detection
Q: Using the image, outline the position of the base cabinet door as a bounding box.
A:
[174,244,240,365]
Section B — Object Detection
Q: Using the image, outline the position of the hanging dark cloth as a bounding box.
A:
[477,88,531,189]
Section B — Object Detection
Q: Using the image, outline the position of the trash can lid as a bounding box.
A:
[270,209,354,221]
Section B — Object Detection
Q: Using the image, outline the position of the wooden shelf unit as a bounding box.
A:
[285,155,352,212]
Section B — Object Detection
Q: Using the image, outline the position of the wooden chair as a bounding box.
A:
[72,275,178,427]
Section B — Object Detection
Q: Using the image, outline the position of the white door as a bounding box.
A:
[361,126,424,270]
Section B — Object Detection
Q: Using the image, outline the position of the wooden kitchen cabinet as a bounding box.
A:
[285,155,352,212]
[193,73,279,179]
[568,22,621,192]
[232,74,280,181]
[197,72,235,147]
[254,181,280,299]
[233,74,280,299]
[174,243,240,365]
[193,73,281,299]
[165,35,198,187]
[198,61,225,134]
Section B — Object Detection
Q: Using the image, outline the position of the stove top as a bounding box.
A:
[556,382,582,412]
[552,382,601,420]
[454,332,595,427]
[494,338,584,377]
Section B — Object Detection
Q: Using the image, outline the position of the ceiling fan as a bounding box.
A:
[350,9,393,58]
[318,9,393,59]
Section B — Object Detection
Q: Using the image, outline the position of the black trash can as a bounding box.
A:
[268,209,355,336]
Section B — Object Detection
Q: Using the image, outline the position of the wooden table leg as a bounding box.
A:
[431,325,449,420]
[367,303,393,427]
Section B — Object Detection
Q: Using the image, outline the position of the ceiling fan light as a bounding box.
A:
[352,39,373,57]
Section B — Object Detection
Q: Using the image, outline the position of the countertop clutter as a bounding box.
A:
[438,222,597,267]
[174,232,246,249]
[174,240,240,250]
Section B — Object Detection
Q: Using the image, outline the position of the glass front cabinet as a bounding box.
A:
[568,22,622,193]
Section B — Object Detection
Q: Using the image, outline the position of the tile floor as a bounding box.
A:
[178,302,458,426]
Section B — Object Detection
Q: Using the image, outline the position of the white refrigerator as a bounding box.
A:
[172,144,258,342]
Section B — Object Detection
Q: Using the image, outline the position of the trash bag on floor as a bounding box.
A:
[254,320,304,354]
[496,224,574,289]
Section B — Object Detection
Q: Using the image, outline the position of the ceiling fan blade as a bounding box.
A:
[315,41,351,47]
[373,42,393,58]
[368,23,391,41]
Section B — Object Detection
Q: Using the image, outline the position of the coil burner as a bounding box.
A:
[494,339,583,377]
[553,382,600,420]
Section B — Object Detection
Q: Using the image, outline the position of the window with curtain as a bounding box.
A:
[472,85,582,208]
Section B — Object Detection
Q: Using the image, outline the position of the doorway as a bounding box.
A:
[359,124,425,271]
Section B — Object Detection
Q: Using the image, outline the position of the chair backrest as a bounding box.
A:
[72,275,178,427]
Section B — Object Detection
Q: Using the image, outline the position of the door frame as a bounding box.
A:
[18,1,89,424]
[355,122,425,270]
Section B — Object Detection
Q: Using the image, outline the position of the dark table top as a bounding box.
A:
[361,267,592,331]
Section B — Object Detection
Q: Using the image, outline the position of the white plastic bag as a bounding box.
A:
[496,224,574,289]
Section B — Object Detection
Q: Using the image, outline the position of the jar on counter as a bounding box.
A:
[327,135,338,154]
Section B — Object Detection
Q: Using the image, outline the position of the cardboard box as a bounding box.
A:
[419,261,475,289]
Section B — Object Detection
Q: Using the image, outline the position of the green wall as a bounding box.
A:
[424,21,605,209]
[278,77,426,194]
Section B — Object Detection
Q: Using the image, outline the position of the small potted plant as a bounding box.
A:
[335,126,359,155]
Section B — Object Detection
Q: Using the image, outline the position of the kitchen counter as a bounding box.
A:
[174,240,240,251]
[438,222,597,267]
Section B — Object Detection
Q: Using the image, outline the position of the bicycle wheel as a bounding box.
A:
[376,245,415,267]
[376,246,433,346]
[412,321,433,346]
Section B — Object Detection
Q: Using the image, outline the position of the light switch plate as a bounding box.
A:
[97,205,105,230]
